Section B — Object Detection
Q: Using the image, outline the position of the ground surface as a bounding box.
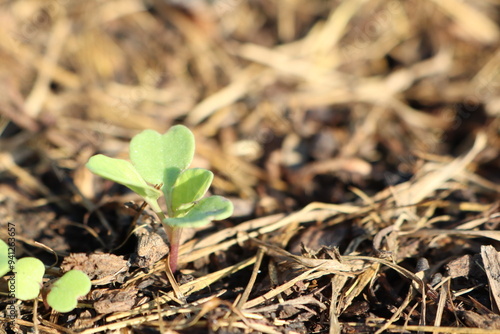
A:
[0,0,500,333]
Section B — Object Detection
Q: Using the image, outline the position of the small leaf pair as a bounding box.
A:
[86,125,233,272]
[47,270,91,313]
[0,243,91,314]
[14,257,91,312]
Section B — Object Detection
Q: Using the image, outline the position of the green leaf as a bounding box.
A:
[0,239,12,277]
[171,169,213,213]
[130,126,195,192]
[15,257,45,300]
[164,196,233,228]
[47,270,91,313]
[86,155,162,212]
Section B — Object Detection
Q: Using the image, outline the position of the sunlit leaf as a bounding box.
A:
[130,126,195,192]
[47,270,91,313]
[86,155,162,211]
[15,257,45,300]
[171,168,213,213]
[164,195,233,228]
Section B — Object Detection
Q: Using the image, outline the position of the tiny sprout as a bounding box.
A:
[1,251,92,313]
[86,125,233,272]
[47,270,91,313]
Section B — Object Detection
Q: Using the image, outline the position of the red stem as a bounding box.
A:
[166,226,182,273]
[168,242,179,273]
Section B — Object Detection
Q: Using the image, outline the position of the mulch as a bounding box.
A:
[0,0,499,333]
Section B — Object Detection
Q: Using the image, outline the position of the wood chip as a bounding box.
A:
[481,245,500,312]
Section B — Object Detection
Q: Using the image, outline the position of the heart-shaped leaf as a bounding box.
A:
[15,257,45,300]
[164,195,233,228]
[171,168,213,213]
[47,270,91,313]
[86,155,162,212]
[130,126,195,193]
[0,239,12,277]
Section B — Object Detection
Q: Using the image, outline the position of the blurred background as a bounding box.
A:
[0,0,499,254]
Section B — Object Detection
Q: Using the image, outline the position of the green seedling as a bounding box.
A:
[47,270,91,313]
[1,252,91,313]
[0,239,11,277]
[14,257,45,301]
[86,125,233,272]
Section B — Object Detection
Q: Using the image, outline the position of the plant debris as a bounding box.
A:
[61,253,128,285]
